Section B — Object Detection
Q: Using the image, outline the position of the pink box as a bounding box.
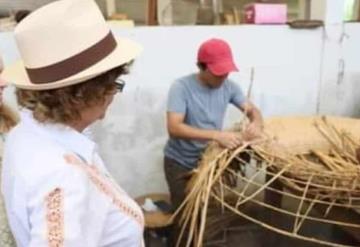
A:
[244,3,287,24]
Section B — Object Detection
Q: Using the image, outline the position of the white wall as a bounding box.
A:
[1,24,360,197]
[318,23,360,116]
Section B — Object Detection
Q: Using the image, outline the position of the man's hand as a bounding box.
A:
[243,121,263,141]
[238,101,263,142]
[213,131,243,149]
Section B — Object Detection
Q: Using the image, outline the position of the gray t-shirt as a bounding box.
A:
[164,73,246,169]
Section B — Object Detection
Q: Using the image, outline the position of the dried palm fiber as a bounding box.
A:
[171,115,360,247]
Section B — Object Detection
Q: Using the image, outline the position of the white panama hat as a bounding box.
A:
[3,0,142,90]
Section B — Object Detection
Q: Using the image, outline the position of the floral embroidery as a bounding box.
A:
[45,188,64,247]
[64,154,144,226]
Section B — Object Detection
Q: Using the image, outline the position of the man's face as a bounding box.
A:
[203,69,229,88]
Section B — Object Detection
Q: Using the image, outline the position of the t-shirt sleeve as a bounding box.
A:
[229,80,246,107]
[167,81,187,114]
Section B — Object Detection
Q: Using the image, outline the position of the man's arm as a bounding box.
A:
[238,100,264,140]
[228,80,263,140]
[167,112,242,149]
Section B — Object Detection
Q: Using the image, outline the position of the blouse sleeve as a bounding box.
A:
[27,155,98,247]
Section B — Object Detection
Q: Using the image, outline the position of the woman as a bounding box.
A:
[0,55,17,247]
[1,0,144,246]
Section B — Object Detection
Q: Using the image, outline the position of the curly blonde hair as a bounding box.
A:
[0,104,18,133]
[17,65,128,124]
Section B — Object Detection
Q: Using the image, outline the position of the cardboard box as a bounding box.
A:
[244,3,287,24]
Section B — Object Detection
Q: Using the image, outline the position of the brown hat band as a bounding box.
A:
[25,31,117,84]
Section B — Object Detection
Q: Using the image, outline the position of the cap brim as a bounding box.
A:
[3,37,142,90]
[208,60,239,76]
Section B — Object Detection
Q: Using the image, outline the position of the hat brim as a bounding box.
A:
[207,60,239,76]
[2,37,142,90]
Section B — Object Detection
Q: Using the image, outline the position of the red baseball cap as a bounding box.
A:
[197,38,238,76]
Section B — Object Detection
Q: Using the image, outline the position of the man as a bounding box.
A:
[163,38,263,245]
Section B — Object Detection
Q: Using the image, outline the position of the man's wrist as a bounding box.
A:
[254,119,264,130]
[211,130,220,142]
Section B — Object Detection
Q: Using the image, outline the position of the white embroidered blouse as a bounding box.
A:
[1,110,144,247]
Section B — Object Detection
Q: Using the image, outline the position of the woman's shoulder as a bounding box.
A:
[5,126,85,185]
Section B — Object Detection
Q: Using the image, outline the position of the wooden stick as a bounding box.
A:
[293,175,313,233]
[212,193,357,247]
[216,185,360,228]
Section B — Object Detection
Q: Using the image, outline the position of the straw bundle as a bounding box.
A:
[173,116,360,247]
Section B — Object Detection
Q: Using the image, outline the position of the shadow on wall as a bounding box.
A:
[350,72,360,117]
[320,71,360,117]
[92,85,169,196]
